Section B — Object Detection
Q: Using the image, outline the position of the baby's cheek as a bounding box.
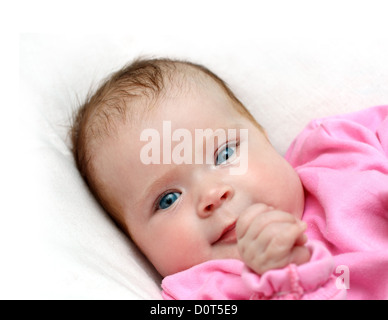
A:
[152,228,206,276]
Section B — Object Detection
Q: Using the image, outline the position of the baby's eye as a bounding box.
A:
[157,192,181,210]
[215,143,237,165]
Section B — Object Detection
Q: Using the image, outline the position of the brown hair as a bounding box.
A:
[71,57,261,232]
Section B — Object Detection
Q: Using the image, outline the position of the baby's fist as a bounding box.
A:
[236,204,311,275]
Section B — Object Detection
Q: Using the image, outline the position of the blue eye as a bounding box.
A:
[158,192,181,210]
[215,144,236,165]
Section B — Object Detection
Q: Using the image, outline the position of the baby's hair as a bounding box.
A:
[71,57,261,233]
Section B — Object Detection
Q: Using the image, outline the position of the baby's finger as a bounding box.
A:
[236,203,273,239]
[294,221,308,246]
[243,222,305,274]
[264,221,307,261]
[239,221,310,274]
[288,245,311,266]
[237,209,299,243]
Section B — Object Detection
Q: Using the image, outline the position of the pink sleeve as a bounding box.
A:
[284,105,388,300]
[376,111,388,155]
[161,241,346,300]
[286,105,388,167]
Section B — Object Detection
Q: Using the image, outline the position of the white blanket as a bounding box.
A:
[9,16,388,299]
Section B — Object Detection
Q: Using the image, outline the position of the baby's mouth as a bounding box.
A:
[214,221,237,244]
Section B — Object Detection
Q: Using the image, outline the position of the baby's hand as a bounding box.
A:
[236,204,311,275]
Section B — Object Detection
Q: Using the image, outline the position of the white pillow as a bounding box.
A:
[13,33,388,299]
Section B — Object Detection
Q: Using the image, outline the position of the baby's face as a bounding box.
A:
[93,82,304,277]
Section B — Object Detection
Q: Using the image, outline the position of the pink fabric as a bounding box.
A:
[161,105,388,300]
[285,105,388,299]
[162,241,346,300]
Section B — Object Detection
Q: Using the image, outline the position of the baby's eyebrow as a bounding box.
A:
[139,166,180,207]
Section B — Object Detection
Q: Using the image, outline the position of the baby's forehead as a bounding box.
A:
[160,66,225,99]
[88,63,239,156]
[130,74,232,119]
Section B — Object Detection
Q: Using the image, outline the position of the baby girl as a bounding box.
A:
[71,58,388,299]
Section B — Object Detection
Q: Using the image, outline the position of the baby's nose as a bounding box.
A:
[197,184,234,218]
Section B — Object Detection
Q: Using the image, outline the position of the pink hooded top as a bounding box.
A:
[162,105,388,300]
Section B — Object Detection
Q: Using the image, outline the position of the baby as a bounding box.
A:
[71,58,388,299]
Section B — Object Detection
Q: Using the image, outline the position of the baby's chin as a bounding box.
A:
[211,244,241,261]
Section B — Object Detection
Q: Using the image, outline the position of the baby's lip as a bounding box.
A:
[213,221,237,245]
